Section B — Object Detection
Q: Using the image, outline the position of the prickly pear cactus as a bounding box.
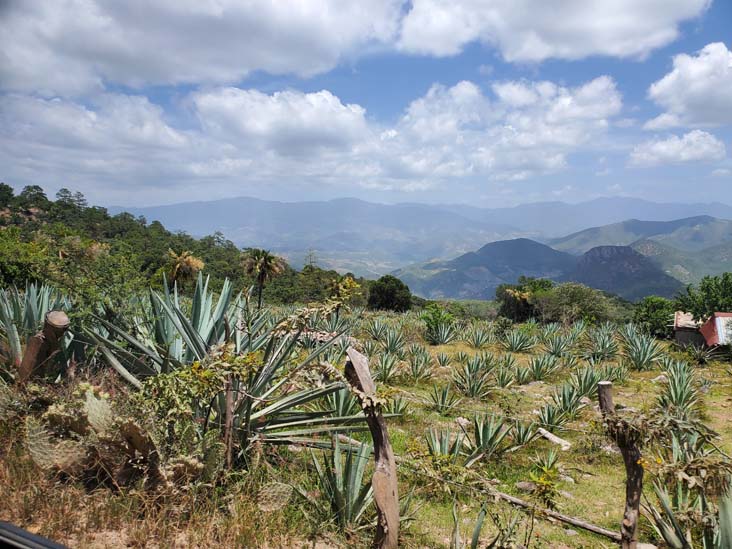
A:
[25,416,58,470]
[84,389,114,434]
[257,482,293,511]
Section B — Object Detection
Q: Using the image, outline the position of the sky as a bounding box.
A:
[1,0,731,208]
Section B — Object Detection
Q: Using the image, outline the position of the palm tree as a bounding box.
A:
[242,249,285,309]
[167,249,204,289]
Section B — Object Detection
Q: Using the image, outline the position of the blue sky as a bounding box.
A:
[1,0,730,207]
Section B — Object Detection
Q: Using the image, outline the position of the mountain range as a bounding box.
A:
[393,239,686,301]
[111,196,732,278]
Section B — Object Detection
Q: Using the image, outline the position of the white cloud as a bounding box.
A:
[711,168,731,177]
[398,0,709,62]
[629,130,726,167]
[645,42,732,129]
[0,0,713,97]
[193,88,369,156]
[0,0,402,96]
[0,75,622,201]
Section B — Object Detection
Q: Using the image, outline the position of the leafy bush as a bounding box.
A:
[633,296,675,339]
[422,303,456,345]
[367,275,412,312]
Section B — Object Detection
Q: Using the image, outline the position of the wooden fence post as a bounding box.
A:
[597,381,643,549]
[345,347,399,549]
[18,311,70,384]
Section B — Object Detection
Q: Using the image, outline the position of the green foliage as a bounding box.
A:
[429,384,462,416]
[532,282,624,324]
[495,277,553,322]
[465,414,511,467]
[501,330,535,353]
[676,273,732,321]
[622,329,665,371]
[367,275,411,312]
[307,438,374,529]
[422,303,456,345]
[634,296,675,338]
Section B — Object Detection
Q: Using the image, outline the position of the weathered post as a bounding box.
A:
[18,311,70,384]
[345,347,399,549]
[597,381,643,549]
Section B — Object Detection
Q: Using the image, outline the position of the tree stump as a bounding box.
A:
[18,311,70,384]
[345,348,399,549]
[597,380,643,549]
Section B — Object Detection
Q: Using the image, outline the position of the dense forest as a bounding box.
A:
[0,183,375,311]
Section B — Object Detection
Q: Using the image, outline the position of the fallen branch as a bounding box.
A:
[537,427,572,451]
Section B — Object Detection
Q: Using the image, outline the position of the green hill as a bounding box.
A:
[394,238,680,301]
[549,216,732,255]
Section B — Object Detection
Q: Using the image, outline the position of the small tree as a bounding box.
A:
[495,277,553,322]
[242,248,286,309]
[633,296,675,338]
[0,182,14,209]
[167,250,205,290]
[676,273,732,321]
[367,275,411,312]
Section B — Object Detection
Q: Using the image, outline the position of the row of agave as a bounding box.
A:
[425,413,538,468]
[2,277,377,469]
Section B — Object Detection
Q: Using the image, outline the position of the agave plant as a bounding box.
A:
[514,366,531,385]
[0,283,73,371]
[551,384,585,420]
[429,384,462,416]
[537,403,568,432]
[361,339,378,358]
[91,274,244,386]
[583,324,619,362]
[464,414,511,467]
[408,350,433,382]
[497,353,516,370]
[644,480,732,549]
[97,288,368,465]
[528,354,559,382]
[381,327,406,357]
[657,359,700,420]
[600,363,629,384]
[455,351,470,364]
[622,331,665,371]
[685,343,721,366]
[569,366,601,399]
[501,330,535,353]
[566,319,587,346]
[426,323,458,346]
[374,353,400,384]
[364,319,387,341]
[322,388,362,417]
[494,367,514,389]
[510,420,538,448]
[544,334,572,358]
[453,361,491,399]
[384,395,409,416]
[466,326,493,349]
[306,438,374,529]
[537,322,560,342]
[425,427,464,464]
[436,352,451,368]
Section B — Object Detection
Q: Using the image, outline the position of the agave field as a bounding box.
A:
[1,278,732,548]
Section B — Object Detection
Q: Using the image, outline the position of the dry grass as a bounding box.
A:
[1,330,731,548]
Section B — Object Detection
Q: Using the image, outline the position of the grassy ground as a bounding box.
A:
[1,324,730,548]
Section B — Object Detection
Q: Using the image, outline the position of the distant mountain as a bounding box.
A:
[441,198,732,237]
[110,196,732,277]
[111,197,521,277]
[394,238,682,301]
[549,216,732,255]
[394,239,576,300]
[566,246,684,301]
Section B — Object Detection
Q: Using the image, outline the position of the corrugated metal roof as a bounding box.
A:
[674,311,700,330]
[700,312,732,346]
